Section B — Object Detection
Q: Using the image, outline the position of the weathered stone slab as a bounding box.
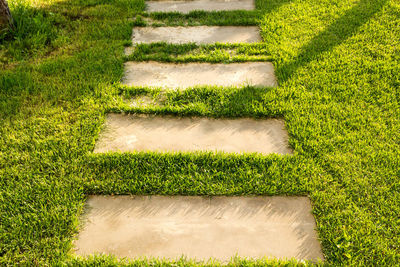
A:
[147,0,255,13]
[74,195,324,261]
[122,62,278,88]
[132,26,261,44]
[93,114,292,155]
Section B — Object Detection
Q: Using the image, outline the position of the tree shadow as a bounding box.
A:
[277,0,389,83]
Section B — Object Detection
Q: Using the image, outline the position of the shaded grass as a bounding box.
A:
[114,86,282,118]
[146,10,261,26]
[141,0,292,26]
[0,0,400,266]
[125,43,273,63]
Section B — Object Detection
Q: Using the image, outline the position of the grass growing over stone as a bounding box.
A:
[1,0,399,265]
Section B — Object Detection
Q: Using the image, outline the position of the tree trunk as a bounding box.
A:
[0,0,12,31]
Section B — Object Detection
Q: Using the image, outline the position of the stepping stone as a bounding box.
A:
[122,62,278,89]
[147,0,255,14]
[74,195,324,261]
[94,114,292,155]
[132,26,261,44]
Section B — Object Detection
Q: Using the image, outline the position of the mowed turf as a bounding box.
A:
[0,0,399,266]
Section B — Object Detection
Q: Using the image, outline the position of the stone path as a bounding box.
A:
[131,26,261,44]
[74,196,324,262]
[76,0,324,262]
[123,62,277,89]
[147,0,255,14]
[94,114,292,155]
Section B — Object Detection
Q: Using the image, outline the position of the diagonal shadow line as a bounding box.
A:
[276,0,389,83]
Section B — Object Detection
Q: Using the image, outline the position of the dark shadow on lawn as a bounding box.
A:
[149,0,293,26]
[256,0,293,13]
[146,85,279,118]
[277,0,388,83]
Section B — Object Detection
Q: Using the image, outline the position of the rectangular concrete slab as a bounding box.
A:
[74,195,324,262]
[147,0,255,14]
[122,62,278,88]
[94,114,292,155]
[132,26,261,44]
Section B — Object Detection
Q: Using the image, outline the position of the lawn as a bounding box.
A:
[0,0,399,265]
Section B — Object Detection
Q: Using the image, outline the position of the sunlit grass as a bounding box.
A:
[0,0,399,265]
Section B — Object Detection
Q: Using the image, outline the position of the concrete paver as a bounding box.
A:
[94,114,292,155]
[147,0,255,13]
[74,195,324,261]
[132,26,261,44]
[122,62,278,89]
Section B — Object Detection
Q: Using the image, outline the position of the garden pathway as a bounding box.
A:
[75,0,324,262]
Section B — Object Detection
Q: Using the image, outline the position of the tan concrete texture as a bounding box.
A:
[74,195,324,262]
[122,62,278,89]
[147,0,255,13]
[124,46,135,56]
[132,26,261,44]
[127,95,159,108]
[93,114,293,155]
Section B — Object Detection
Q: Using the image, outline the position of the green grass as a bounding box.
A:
[125,43,274,63]
[1,0,399,265]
